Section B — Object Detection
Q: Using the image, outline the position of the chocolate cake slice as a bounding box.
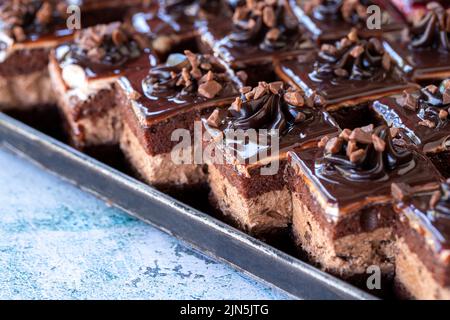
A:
[126,0,228,60]
[384,2,450,82]
[197,0,314,86]
[202,81,339,236]
[286,125,443,279]
[117,51,241,189]
[289,0,405,43]
[372,79,450,177]
[391,180,450,299]
[275,29,417,110]
[0,0,74,111]
[49,22,154,149]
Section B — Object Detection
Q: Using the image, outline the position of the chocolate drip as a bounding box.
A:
[65,22,146,72]
[318,125,415,182]
[229,0,300,51]
[312,31,391,80]
[409,2,450,51]
[142,51,236,100]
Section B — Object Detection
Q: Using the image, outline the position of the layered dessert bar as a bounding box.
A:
[384,2,450,82]
[391,180,450,299]
[372,79,450,177]
[275,30,417,110]
[127,0,228,60]
[0,0,73,111]
[49,22,154,149]
[286,125,442,279]
[117,50,241,189]
[197,0,313,86]
[202,81,339,236]
[289,0,405,43]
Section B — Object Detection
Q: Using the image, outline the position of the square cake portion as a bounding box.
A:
[49,22,155,149]
[0,0,74,111]
[286,125,443,279]
[384,2,450,82]
[275,30,417,110]
[289,0,405,43]
[371,79,450,177]
[391,180,450,300]
[197,0,313,86]
[126,0,228,60]
[117,51,241,190]
[202,81,339,237]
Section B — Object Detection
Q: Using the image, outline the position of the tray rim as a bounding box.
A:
[0,112,377,300]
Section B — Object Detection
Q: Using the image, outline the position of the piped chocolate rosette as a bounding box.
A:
[205,81,310,164]
[0,0,67,61]
[304,0,384,25]
[408,2,450,51]
[316,125,415,182]
[143,50,239,100]
[399,79,450,130]
[58,22,150,99]
[312,29,392,81]
[229,0,301,51]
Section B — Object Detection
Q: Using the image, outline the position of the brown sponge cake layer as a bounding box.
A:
[291,192,395,279]
[396,237,450,300]
[0,69,55,111]
[120,123,207,188]
[208,164,292,236]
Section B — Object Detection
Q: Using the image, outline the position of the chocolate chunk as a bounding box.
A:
[382,53,391,71]
[198,80,223,99]
[266,28,280,41]
[12,26,26,42]
[425,84,439,94]
[347,28,358,42]
[346,140,358,157]
[230,97,243,112]
[360,124,374,133]
[391,183,411,201]
[439,109,449,120]
[430,190,442,208]
[350,45,364,58]
[325,137,344,154]
[349,149,366,163]
[262,6,276,28]
[184,50,199,69]
[390,127,399,138]
[402,91,418,111]
[443,89,450,105]
[268,81,284,94]
[318,135,330,148]
[207,109,222,128]
[254,85,268,99]
[349,128,373,144]
[372,134,386,152]
[284,91,305,107]
[339,128,352,140]
[240,86,252,94]
[418,119,436,128]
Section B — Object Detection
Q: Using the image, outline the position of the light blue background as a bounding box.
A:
[0,146,290,300]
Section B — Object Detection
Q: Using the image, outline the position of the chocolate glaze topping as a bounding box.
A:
[63,22,148,73]
[317,125,415,182]
[212,82,309,134]
[408,2,450,51]
[229,0,300,51]
[312,29,392,81]
[142,50,238,101]
[0,0,67,43]
[306,0,372,25]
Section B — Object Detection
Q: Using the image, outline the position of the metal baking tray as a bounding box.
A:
[0,112,376,300]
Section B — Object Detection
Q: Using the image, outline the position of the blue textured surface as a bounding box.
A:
[0,146,290,300]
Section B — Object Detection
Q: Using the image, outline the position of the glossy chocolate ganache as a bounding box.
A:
[317,125,415,182]
[311,29,392,81]
[205,81,338,163]
[0,0,71,61]
[407,2,450,52]
[305,0,378,25]
[228,0,303,51]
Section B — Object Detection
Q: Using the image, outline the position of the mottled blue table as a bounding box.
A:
[0,146,290,300]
